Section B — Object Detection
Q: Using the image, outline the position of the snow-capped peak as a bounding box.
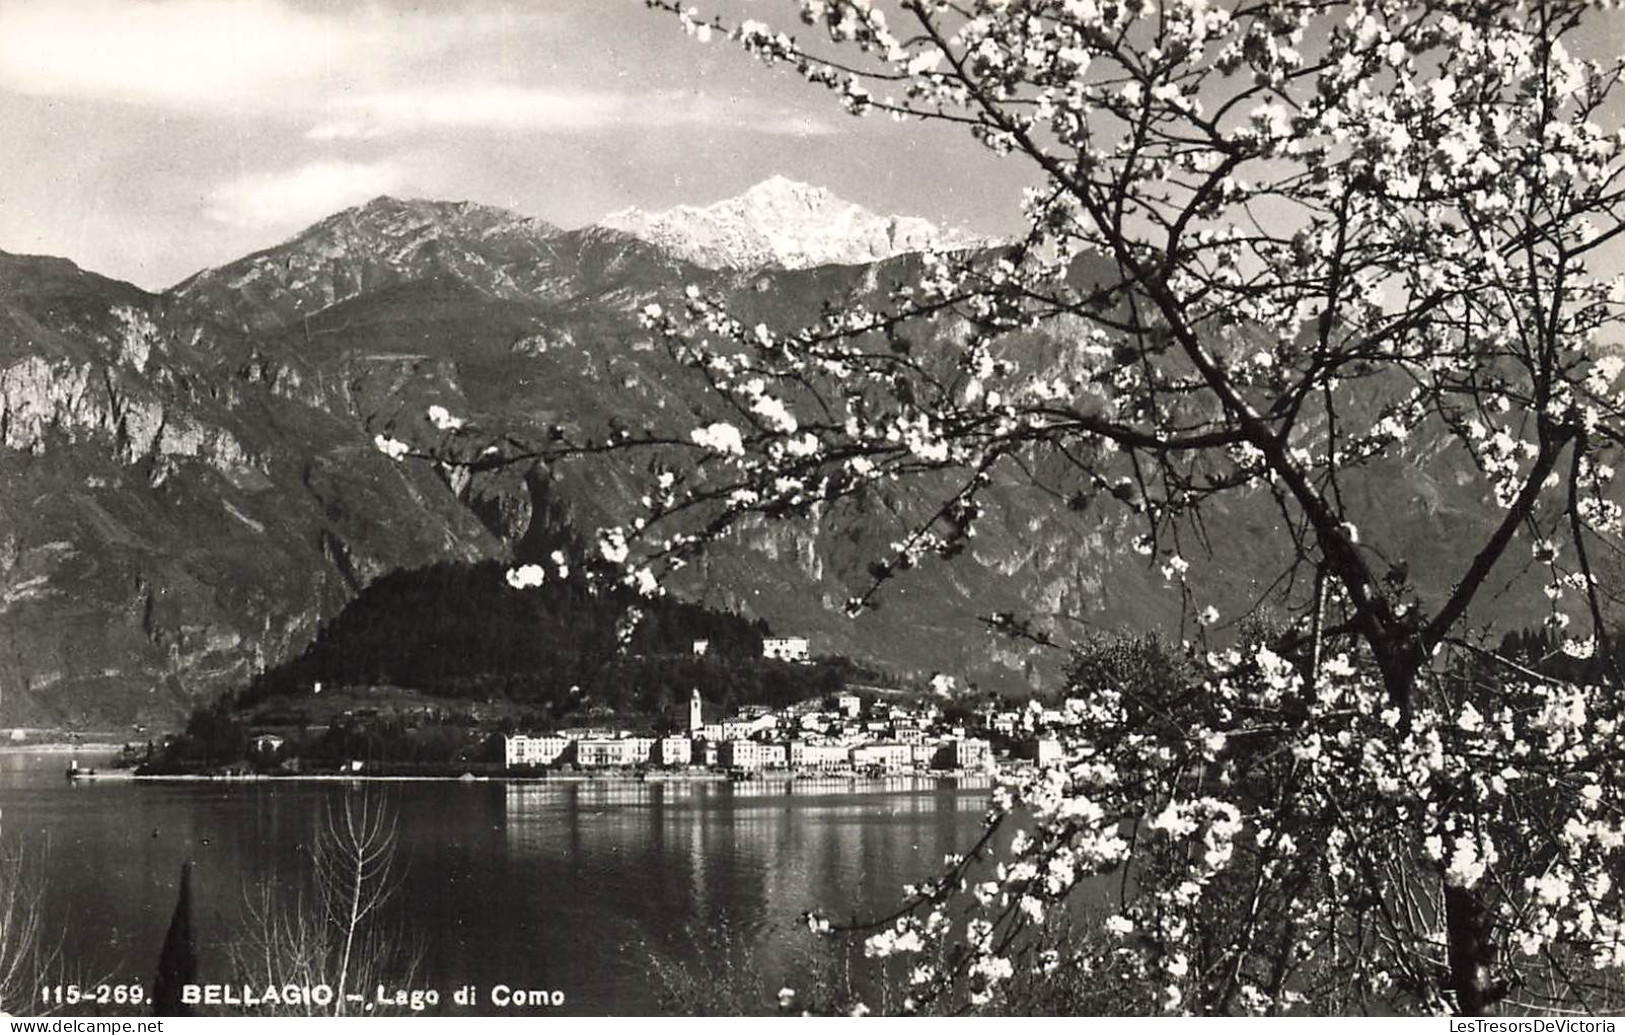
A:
[599,176,987,271]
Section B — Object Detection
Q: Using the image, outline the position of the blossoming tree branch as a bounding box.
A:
[378,0,1625,1016]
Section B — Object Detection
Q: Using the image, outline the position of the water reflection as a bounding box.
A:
[0,755,990,1014]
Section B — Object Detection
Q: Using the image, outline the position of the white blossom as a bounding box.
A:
[505,564,545,590]
[426,405,465,431]
[373,434,410,461]
[691,421,745,456]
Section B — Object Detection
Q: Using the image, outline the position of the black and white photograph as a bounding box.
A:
[3,0,1625,1020]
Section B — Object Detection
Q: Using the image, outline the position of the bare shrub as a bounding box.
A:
[225,790,419,1016]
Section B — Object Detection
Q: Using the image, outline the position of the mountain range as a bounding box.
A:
[0,180,1582,727]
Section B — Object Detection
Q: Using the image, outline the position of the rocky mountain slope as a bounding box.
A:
[0,248,501,725]
[0,187,1590,727]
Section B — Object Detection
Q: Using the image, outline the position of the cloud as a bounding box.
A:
[305,85,838,140]
[305,86,622,140]
[204,159,405,230]
[0,0,516,111]
[0,1,835,139]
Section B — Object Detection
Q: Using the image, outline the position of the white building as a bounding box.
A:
[655,736,693,766]
[718,740,769,770]
[763,637,811,663]
[505,734,570,768]
[1025,738,1065,767]
[575,739,632,767]
[944,738,994,773]
[836,693,862,719]
[788,741,850,771]
[699,719,765,742]
[851,742,913,773]
[692,639,710,656]
[734,713,777,737]
[623,737,656,765]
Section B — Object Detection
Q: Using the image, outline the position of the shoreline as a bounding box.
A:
[107,770,996,788]
[0,742,125,755]
[27,747,999,790]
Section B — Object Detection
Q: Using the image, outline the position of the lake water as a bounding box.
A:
[0,752,992,1015]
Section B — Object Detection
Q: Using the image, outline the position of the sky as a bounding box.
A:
[0,0,1029,290]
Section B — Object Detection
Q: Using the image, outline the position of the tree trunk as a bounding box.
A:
[1381,642,1502,1014]
[1445,883,1501,1015]
[1372,632,1426,732]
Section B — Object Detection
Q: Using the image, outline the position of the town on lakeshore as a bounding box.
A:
[496,637,1073,782]
[79,637,1079,783]
[500,686,1016,779]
